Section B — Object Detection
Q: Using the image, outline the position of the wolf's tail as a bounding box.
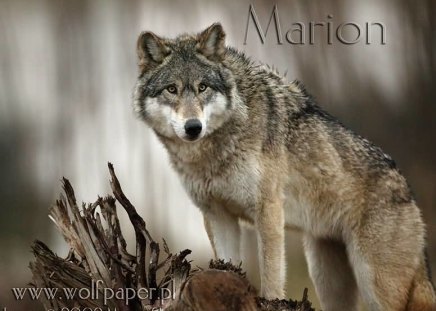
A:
[407,251,436,311]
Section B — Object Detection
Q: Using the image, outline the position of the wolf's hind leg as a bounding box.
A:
[347,233,425,311]
[345,201,431,311]
[203,209,241,263]
[303,235,359,311]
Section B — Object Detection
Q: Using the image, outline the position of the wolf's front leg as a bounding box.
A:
[256,199,286,299]
[203,209,241,263]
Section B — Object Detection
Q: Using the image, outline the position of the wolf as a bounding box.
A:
[132,23,436,311]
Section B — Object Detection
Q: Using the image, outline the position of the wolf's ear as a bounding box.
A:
[197,23,226,61]
[137,31,170,71]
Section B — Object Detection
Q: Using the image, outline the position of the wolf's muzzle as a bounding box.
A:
[184,119,202,140]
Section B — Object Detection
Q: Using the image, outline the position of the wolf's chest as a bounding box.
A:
[176,155,261,218]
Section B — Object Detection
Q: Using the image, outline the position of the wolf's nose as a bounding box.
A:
[184,119,202,139]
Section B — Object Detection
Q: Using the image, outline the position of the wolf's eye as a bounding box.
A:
[167,85,177,94]
[198,83,207,93]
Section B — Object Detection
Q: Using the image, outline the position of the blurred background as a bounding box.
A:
[0,0,435,309]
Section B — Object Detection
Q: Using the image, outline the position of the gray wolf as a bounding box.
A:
[132,23,436,311]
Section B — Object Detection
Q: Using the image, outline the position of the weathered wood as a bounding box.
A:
[29,163,315,311]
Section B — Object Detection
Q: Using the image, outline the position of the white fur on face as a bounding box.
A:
[170,113,189,140]
[204,93,229,134]
[144,97,175,137]
[171,112,207,142]
[144,92,230,142]
[170,93,229,142]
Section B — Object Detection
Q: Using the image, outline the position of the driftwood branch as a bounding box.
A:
[29,163,314,311]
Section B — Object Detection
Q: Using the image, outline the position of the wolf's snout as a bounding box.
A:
[184,119,202,139]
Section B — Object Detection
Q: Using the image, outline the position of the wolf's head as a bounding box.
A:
[133,23,241,142]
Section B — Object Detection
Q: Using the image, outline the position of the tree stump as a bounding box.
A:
[29,163,315,311]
